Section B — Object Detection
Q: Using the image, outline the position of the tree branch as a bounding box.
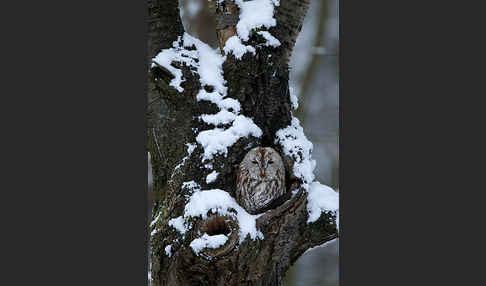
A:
[273,0,312,63]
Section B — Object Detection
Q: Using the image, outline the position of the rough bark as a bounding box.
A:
[148,0,185,65]
[147,1,338,285]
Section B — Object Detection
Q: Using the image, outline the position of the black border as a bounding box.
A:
[3,1,149,285]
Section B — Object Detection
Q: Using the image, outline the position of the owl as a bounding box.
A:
[236,147,286,214]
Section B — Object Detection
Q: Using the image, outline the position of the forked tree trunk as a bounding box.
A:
[147,1,338,285]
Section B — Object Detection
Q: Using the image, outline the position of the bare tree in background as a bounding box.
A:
[147,1,338,285]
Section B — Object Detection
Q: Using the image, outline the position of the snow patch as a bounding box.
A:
[152,33,229,94]
[275,118,339,224]
[152,37,198,92]
[150,212,161,227]
[257,31,281,47]
[171,143,197,178]
[196,116,262,161]
[184,189,263,242]
[201,110,237,126]
[206,171,219,184]
[182,181,201,192]
[306,182,339,223]
[165,245,172,257]
[223,36,256,59]
[275,117,316,183]
[182,33,227,95]
[190,233,228,255]
[204,163,213,169]
[235,0,278,41]
[168,216,187,235]
[178,33,262,162]
[197,90,241,113]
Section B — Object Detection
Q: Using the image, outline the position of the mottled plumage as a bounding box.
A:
[236,147,285,214]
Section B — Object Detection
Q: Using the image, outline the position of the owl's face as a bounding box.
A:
[237,147,286,214]
[243,147,284,182]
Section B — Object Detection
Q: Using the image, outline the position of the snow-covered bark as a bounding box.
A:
[147,1,338,285]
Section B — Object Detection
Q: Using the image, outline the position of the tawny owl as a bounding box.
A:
[236,147,286,214]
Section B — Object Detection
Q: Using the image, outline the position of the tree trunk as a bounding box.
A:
[147,1,338,285]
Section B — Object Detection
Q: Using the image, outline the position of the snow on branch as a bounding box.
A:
[235,0,277,41]
[197,116,262,161]
[153,31,266,246]
[275,116,316,184]
[152,32,263,162]
[223,0,281,59]
[184,189,264,242]
[152,37,198,92]
[275,117,339,225]
[223,36,256,60]
[167,188,264,256]
[171,143,197,179]
[178,34,263,161]
[306,182,339,225]
[190,233,228,255]
[256,31,281,47]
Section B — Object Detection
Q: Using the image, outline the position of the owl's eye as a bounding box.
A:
[252,160,258,164]
[268,160,274,164]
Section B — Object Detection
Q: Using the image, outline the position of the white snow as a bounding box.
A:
[196,90,241,112]
[165,245,172,257]
[168,216,187,235]
[152,37,198,92]
[225,0,280,58]
[204,163,213,169]
[275,118,339,224]
[235,0,278,41]
[197,116,262,161]
[150,212,161,227]
[201,110,236,126]
[289,86,299,110]
[152,32,228,94]
[154,11,339,249]
[169,33,261,162]
[190,233,228,255]
[171,143,197,178]
[306,181,339,223]
[206,170,219,184]
[275,117,316,184]
[184,189,263,242]
[186,143,197,154]
[257,31,281,47]
[182,181,201,192]
[223,36,256,59]
[182,33,227,95]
